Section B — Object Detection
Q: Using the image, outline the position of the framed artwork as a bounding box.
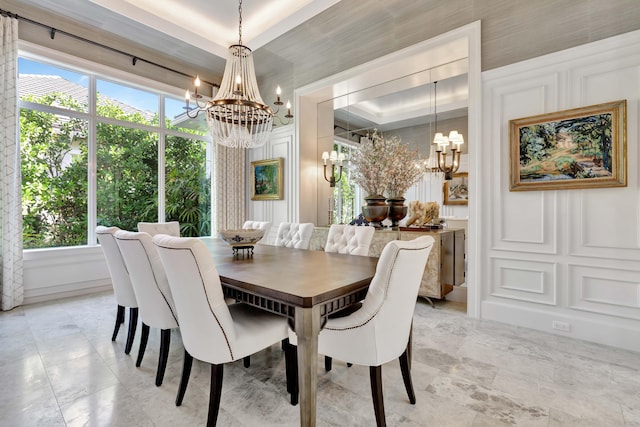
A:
[443,172,468,205]
[251,158,284,200]
[509,100,627,191]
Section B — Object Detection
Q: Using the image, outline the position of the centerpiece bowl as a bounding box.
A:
[219,228,265,255]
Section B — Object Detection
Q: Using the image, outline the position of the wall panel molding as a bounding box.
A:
[489,257,557,305]
[568,264,640,320]
[568,190,640,260]
[481,28,640,350]
[487,74,560,254]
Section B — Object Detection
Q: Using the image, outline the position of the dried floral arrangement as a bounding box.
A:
[350,129,424,198]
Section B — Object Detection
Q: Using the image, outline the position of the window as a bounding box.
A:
[97,79,158,125]
[19,55,210,249]
[96,125,158,230]
[18,58,89,113]
[331,139,361,224]
[21,109,89,248]
[165,135,211,236]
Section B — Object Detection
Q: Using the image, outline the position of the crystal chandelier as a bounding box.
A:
[184,0,292,148]
[432,81,464,180]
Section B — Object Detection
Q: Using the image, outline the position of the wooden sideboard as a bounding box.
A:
[309,227,465,300]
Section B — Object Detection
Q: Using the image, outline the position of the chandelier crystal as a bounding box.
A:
[206,43,273,148]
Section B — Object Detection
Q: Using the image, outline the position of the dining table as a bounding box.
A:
[199,237,378,427]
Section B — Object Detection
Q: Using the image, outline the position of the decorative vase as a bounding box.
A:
[362,195,389,229]
[386,196,408,230]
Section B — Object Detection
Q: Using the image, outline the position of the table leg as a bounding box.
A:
[294,305,321,427]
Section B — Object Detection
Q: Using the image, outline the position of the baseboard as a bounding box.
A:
[481,300,640,353]
[446,285,467,303]
[24,281,112,305]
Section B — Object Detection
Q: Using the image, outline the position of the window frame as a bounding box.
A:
[331,136,362,224]
[19,41,211,249]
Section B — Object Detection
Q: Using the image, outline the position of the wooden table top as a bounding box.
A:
[200,237,378,308]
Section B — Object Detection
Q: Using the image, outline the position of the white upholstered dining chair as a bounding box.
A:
[322,223,376,371]
[274,222,314,249]
[114,230,180,389]
[242,220,271,244]
[137,221,180,237]
[324,224,375,256]
[152,234,295,426]
[96,226,138,355]
[288,236,435,426]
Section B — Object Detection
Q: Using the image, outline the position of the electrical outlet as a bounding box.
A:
[552,320,571,332]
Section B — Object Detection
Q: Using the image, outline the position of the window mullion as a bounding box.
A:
[87,75,97,244]
[158,95,166,222]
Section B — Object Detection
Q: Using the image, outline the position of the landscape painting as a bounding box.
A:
[251,158,284,200]
[443,173,468,205]
[509,100,627,191]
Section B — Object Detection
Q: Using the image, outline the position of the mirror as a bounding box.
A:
[317,59,469,226]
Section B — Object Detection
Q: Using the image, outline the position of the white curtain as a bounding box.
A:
[212,144,246,235]
[0,14,22,311]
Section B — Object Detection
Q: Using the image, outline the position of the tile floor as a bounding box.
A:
[1,291,639,426]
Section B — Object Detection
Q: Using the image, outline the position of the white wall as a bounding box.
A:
[481,29,640,352]
[246,125,297,244]
[23,246,111,305]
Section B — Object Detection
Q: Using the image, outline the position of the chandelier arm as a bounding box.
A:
[273,115,292,126]
[194,96,207,109]
[323,164,344,188]
[185,106,200,119]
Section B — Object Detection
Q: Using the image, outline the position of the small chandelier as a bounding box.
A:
[432,81,464,180]
[184,0,292,148]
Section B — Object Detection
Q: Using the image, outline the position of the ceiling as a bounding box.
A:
[13,0,341,69]
[86,0,343,59]
[11,0,468,131]
[333,71,468,134]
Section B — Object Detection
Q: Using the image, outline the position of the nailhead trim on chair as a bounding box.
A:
[153,243,234,361]
[323,245,426,332]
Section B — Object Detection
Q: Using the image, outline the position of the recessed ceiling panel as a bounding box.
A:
[87,0,342,58]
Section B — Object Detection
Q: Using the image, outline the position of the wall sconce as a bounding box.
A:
[322,150,345,187]
[435,130,464,180]
[431,80,463,180]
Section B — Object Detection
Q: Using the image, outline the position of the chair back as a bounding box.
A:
[137,221,180,237]
[152,235,237,364]
[242,220,271,243]
[114,230,178,329]
[96,226,137,308]
[325,224,375,256]
[321,236,434,365]
[364,236,433,360]
[274,222,314,249]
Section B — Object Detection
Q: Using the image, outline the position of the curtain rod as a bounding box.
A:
[0,8,219,89]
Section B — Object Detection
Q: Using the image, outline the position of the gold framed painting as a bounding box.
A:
[251,158,284,200]
[443,172,468,205]
[509,100,627,191]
